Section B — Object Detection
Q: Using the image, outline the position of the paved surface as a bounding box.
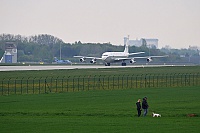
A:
[0,64,188,71]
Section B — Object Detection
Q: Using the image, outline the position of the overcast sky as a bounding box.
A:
[0,0,200,48]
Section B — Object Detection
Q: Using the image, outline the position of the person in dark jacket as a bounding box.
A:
[142,97,149,116]
[136,99,142,117]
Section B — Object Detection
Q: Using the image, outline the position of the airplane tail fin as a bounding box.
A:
[124,36,129,53]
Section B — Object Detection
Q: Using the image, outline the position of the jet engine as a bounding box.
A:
[90,59,96,64]
[130,58,136,64]
[80,58,85,62]
[147,57,153,62]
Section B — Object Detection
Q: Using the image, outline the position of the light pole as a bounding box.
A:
[60,43,61,60]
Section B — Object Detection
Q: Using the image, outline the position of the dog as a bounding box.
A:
[152,112,161,117]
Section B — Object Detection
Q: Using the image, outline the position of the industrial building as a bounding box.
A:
[0,42,17,63]
[124,37,158,48]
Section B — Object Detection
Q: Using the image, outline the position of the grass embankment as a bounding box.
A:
[0,86,199,133]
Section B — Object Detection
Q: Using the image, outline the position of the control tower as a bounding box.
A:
[0,42,17,63]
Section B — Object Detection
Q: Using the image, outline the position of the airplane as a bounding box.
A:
[74,37,168,66]
[54,57,72,64]
[74,37,145,66]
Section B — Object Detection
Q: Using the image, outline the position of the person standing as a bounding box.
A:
[136,99,142,117]
[142,97,149,117]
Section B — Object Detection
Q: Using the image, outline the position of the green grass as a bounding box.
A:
[1,66,200,95]
[1,66,200,80]
[0,86,199,133]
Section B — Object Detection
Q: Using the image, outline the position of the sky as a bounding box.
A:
[0,0,200,49]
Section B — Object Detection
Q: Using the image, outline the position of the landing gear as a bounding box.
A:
[121,62,126,66]
[105,63,110,66]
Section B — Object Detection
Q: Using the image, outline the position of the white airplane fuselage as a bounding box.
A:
[102,52,129,63]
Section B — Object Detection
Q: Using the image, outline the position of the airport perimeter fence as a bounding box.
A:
[0,73,200,95]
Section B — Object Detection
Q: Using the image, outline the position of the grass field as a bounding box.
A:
[0,86,199,133]
[1,66,200,80]
[1,66,200,95]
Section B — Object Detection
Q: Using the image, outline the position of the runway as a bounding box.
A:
[0,65,108,71]
[0,64,187,71]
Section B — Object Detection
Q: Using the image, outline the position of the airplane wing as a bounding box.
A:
[73,56,102,64]
[113,54,168,61]
[132,55,168,62]
[73,56,102,60]
[128,52,145,56]
[133,55,168,59]
[114,55,168,63]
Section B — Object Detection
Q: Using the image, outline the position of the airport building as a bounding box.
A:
[124,37,158,48]
[0,42,17,63]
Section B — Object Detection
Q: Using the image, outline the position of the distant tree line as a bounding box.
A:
[0,34,199,64]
